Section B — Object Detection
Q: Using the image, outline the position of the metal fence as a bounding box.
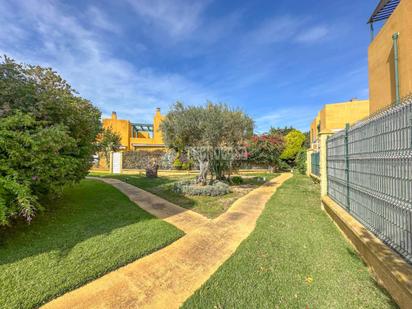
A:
[311,152,320,177]
[327,95,412,263]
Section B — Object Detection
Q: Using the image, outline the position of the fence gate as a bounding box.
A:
[112,152,122,174]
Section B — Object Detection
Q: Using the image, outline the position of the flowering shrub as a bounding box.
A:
[0,112,79,224]
[0,57,101,225]
[173,180,231,196]
[246,134,285,171]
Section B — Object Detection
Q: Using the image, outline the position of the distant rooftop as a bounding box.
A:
[368,0,400,24]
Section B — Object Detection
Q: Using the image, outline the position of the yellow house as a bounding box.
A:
[368,0,412,114]
[309,99,370,150]
[102,108,165,151]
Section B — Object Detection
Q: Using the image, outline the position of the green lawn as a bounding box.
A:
[92,173,278,218]
[183,175,396,308]
[0,180,183,309]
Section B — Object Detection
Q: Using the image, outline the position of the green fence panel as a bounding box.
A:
[327,95,412,263]
[311,152,320,177]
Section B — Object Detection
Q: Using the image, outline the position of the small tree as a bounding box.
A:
[280,129,306,166]
[97,128,122,165]
[246,134,285,172]
[161,102,253,184]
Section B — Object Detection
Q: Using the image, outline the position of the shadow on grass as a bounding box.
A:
[344,247,399,308]
[101,174,226,210]
[0,180,157,266]
[93,174,279,219]
[116,175,198,210]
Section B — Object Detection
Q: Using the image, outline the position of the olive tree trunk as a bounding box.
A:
[188,147,211,185]
[198,159,209,185]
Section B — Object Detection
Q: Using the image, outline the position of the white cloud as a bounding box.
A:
[249,16,303,45]
[254,107,316,133]
[127,0,210,40]
[86,6,122,34]
[305,66,368,99]
[0,0,344,129]
[0,0,216,123]
[247,16,329,46]
[296,25,329,43]
[0,1,28,44]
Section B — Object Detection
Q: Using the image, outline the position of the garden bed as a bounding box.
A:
[92,173,278,218]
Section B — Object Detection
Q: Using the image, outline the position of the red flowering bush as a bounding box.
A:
[246,134,285,171]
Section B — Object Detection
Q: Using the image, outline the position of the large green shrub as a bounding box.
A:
[173,158,183,170]
[230,176,244,185]
[0,57,101,225]
[175,151,193,170]
[278,160,291,172]
[181,161,193,170]
[0,112,75,224]
[280,130,306,165]
[295,149,307,175]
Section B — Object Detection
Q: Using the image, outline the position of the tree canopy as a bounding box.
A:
[269,126,296,136]
[161,102,254,183]
[161,102,253,150]
[0,56,101,225]
[280,129,306,163]
[97,128,122,164]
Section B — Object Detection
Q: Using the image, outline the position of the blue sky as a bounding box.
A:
[0,0,380,132]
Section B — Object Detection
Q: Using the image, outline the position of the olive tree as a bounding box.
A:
[160,102,253,184]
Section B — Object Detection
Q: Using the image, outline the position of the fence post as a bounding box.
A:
[410,118,412,147]
[319,131,332,197]
[109,151,113,174]
[344,123,350,211]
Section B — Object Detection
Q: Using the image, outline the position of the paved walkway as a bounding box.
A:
[88,177,209,233]
[42,173,292,309]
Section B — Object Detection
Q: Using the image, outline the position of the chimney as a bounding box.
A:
[111,111,117,120]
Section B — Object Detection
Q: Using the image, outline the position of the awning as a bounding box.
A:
[368,0,401,24]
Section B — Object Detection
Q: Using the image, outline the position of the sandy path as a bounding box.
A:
[42,173,292,309]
